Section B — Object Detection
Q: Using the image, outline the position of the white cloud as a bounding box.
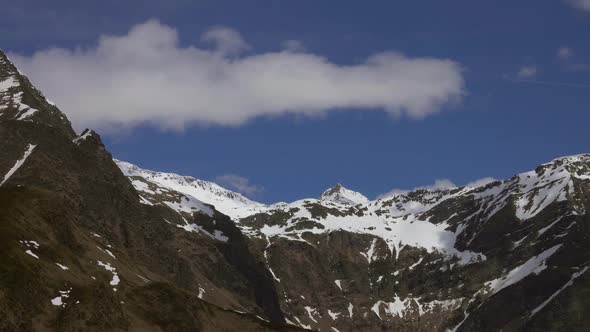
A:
[215,174,263,197]
[557,46,573,60]
[10,19,465,131]
[566,0,590,11]
[516,65,539,79]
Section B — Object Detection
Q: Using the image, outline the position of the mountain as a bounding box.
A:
[0,50,297,332]
[2,49,590,331]
[115,160,269,220]
[320,183,369,206]
[119,153,590,331]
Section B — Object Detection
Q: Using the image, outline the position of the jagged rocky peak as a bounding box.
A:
[541,153,590,175]
[0,49,74,135]
[320,182,369,205]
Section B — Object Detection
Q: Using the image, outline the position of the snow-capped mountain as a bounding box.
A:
[320,183,369,206]
[2,49,590,332]
[114,152,590,331]
[115,161,372,219]
[115,159,268,220]
[118,153,588,258]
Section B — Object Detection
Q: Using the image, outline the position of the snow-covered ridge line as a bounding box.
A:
[114,153,589,264]
[115,159,268,220]
[115,153,590,222]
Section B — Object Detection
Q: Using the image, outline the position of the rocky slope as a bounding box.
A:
[0,50,299,331]
[2,48,590,331]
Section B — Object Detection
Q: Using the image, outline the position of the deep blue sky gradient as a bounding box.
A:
[2,0,589,202]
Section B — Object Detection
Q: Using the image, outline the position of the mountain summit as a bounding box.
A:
[0,50,73,134]
[320,183,369,206]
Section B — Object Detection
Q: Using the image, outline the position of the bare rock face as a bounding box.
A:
[2,49,590,331]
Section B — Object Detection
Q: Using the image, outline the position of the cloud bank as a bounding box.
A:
[10,19,465,130]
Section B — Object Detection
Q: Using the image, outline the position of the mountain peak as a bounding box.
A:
[114,160,267,220]
[320,183,369,206]
[0,50,74,136]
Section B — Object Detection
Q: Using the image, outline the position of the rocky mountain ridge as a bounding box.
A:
[118,152,590,331]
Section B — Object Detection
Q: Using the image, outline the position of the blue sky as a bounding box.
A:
[2,0,590,203]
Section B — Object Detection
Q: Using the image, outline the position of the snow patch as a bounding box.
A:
[409,257,424,270]
[293,316,312,330]
[25,250,39,259]
[361,238,379,263]
[485,244,562,295]
[304,306,319,323]
[529,266,589,317]
[96,260,120,291]
[55,263,69,270]
[73,129,93,144]
[174,218,229,242]
[327,309,340,320]
[51,288,71,307]
[1,144,36,187]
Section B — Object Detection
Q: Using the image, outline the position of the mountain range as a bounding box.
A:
[1,49,589,331]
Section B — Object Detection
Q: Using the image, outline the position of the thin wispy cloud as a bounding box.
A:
[9,19,465,131]
[565,0,590,11]
[510,79,590,88]
[215,174,263,197]
[556,46,590,72]
[516,65,539,79]
[557,46,574,61]
[505,52,590,88]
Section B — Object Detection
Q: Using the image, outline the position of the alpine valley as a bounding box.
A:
[1,49,590,332]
